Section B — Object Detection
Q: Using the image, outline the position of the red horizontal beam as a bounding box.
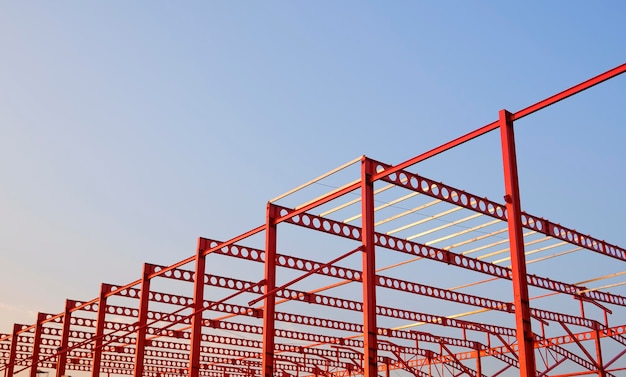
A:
[376,62,626,178]
[377,164,626,265]
[276,205,621,316]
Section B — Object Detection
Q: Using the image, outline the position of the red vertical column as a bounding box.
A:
[188,238,207,377]
[383,357,390,377]
[261,203,278,377]
[361,157,378,376]
[56,300,75,377]
[594,329,606,377]
[475,348,482,377]
[499,109,536,376]
[92,284,111,377]
[5,324,21,377]
[134,264,153,377]
[29,313,46,377]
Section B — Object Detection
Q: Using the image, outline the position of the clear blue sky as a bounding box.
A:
[1,2,625,335]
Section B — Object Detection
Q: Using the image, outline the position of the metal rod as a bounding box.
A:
[270,156,362,203]
[248,246,361,306]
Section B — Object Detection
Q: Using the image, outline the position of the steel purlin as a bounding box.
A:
[413,348,519,370]
[203,317,483,367]
[545,345,599,374]
[279,344,365,361]
[199,239,519,337]
[44,345,438,377]
[274,354,351,371]
[4,61,624,376]
[280,207,626,312]
[103,334,135,345]
[205,319,357,347]
[201,355,335,374]
[200,240,496,325]
[106,268,595,346]
[106,304,192,326]
[438,343,479,377]
[99,358,195,371]
[111,287,195,310]
[6,342,91,357]
[386,329,479,350]
[276,204,625,310]
[68,300,100,314]
[206,347,353,371]
[0,317,59,344]
[205,241,603,335]
[240,250,614,372]
[108,289,264,322]
[376,274,514,313]
[427,324,626,373]
[268,284,520,338]
[160,333,379,364]
[376,341,431,359]
[69,316,97,328]
[489,352,519,369]
[203,357,316,374]
[378,164,626,265]
[4,302,616,370]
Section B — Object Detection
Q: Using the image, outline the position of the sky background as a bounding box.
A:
[1,1,625,335]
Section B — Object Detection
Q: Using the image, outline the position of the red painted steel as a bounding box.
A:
[262,204,278,377]
[1,62,625,377]
[92,284,110,377]
[374,63,626,181]
[196,236,625,374]
[5,324,20,377]
[593,329,606,377]
[275,205,620,326]
[499,109,536,377]
[55,300,74,377]
[513,63,626,121]
[189,238,208,377]
[29,313,45,377]
[360,157,379,377]
[134,264,153,377]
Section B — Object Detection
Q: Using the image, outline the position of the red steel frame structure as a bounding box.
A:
[1,63,626,377]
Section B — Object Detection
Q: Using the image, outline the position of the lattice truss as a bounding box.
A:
[1,64,626,377]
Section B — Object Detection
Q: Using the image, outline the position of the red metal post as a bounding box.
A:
[29,313,46,377]
[384,358,390,377]
[134,264,153,377]
[5,324,20,377]
[361,157,378,376]
[56,300,74,377]
[475,348,482,377]
[594,329,606,377]
[261,203,278,377]
[92,284,110,377]
[375,63,626,181]
[188,238,207,377]
[427,357,432,377]
[499,109,536,376]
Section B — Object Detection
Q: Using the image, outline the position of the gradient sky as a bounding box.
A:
[1,2,625,335]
